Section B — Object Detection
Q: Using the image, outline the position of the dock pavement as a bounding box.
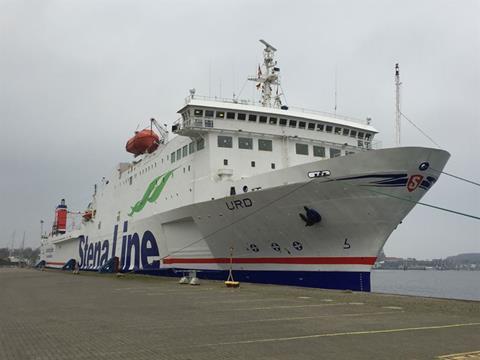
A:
[0,268,479,359]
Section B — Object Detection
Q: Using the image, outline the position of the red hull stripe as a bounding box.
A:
[46,261,64,266]
[163,257,376,265]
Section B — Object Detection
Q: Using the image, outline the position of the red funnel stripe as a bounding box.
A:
[163,257,376,265]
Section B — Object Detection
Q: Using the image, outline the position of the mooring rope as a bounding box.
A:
[158,173,479,263]
[430,168,480,188]
[364,187,480,221]
[158,177,317,261]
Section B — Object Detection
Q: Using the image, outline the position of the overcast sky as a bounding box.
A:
[0,0,478,258]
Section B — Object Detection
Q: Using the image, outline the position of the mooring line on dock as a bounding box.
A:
[223,310,404,325]
[232,302,347,311]
[364,188,480,220]
[437,350,480,359]
[197,322,480,347]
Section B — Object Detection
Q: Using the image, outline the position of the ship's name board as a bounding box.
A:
[308,170,331,178]
[78,221,160,271]
[226,198,253,211]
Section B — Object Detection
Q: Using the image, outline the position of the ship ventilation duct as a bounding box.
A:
[98,257,119,273]
[35,260,46,268]
[62,258,76,271]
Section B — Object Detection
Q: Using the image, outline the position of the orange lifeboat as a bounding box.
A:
[126,129,159,156]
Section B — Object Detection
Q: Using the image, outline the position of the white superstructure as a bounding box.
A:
[39,41,450,291]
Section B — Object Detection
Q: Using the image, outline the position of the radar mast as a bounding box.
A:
[395,63,401,146]
[249,39,282,108]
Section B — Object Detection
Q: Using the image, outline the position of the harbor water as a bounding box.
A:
[372,269,480,301]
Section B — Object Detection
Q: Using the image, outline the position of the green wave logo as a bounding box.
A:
[128,169,174,216]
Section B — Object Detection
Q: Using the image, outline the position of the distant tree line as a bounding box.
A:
[375,252,480,270]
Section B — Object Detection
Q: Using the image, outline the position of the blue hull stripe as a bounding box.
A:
[138,269,372,292]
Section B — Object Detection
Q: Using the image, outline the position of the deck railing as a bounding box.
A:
[173,116,381,151]
[185,95,369,125]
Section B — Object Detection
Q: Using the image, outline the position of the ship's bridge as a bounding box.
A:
[174,95,379,153]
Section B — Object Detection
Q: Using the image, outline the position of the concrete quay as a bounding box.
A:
[0,268,479,360]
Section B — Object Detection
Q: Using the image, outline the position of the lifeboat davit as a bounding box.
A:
[82,210,93,221]
[126,129,159,156]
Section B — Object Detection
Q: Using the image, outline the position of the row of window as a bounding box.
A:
[218,136,273,151]
[171,138,204,163]
[216,135,350,157]
[190,108,371,140]
[295,143,351,157]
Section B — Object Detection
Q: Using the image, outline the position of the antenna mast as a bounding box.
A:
[395,63,401,146]
[21,231,25,261]
[249,39,282,108]
[10,231,15,258]
[334,66,338,114]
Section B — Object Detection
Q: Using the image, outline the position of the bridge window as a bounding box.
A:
[299,121,306,129]
[176,149,182,160]
[330,148,341,158]
[317,124,324,131]
[258,139,273,151]
[313,145,325,157]
[308,123,315,130]
[171,152,176,163]
[325,125,333,133]
[226,112,235,119]
[269,117,277,125]
[296,143,309,155]
[197,138,205,150]
[350,130,357,138]
[189,142,195,154]
[334,127,342,135]
[365,133,371,141]
[216,111,225,119]
[289,119,297,128]
[218,136,233,148]
[358,132,365,139]
[238,137,253,150]
[194,109,203,117]
[259,116,267,123]
[237,113,246,120]
[182,145,188,157]
[205,110,214,117]
[279,118,287,126]
[343,128,350,136]
[248,114,257,122]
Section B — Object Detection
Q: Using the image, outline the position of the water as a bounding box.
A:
[371,270,480,301]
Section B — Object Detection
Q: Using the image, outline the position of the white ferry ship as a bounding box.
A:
[39,40,450,291]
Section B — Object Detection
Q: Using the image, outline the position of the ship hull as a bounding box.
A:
[41,146,450,292]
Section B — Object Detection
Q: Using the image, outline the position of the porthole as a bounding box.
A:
[292,241,303,251]
[250,244,259,252]
[271,243,281,252]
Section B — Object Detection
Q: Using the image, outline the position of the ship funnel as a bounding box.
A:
[53,199,68,235]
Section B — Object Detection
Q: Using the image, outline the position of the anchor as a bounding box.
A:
[299,206,322,226]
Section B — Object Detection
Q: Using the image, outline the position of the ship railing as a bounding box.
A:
[184,94,370,125]
[174,116,382,151]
